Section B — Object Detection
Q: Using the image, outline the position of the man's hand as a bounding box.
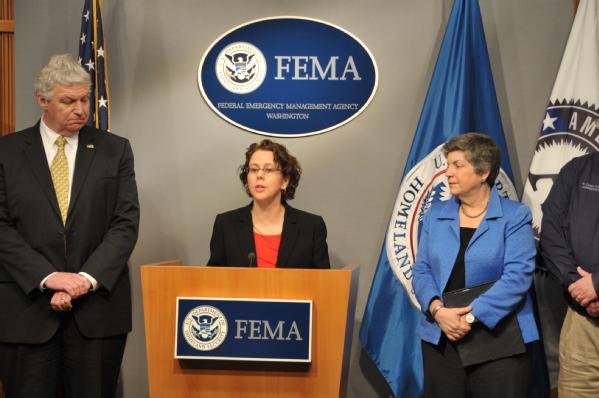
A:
[44,272,92,299]
[568,267,598,307]
[50,291,73,312]
[586,301,599,318]
[434,305,473,342]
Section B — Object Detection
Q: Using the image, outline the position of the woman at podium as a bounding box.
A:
[207,139,330,269]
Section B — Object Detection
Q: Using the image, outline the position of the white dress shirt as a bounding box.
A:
[39,117,98,291]
[40,117,78,204]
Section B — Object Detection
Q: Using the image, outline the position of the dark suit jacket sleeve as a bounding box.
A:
[207,214,225,266]
[312,216,330,269]
[540,159,580,288]
[0,158,56,294]
[79,140,139,292]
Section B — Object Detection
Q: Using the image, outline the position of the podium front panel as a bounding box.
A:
[141,265,358,398]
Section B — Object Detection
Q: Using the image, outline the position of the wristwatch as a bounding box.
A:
[464,312,476,324]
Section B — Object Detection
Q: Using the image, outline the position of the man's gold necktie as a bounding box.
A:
[50,136,69,225]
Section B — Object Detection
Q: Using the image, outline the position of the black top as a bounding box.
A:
[207,203,330,269]
[444,227,476,293]
[540,152,599,316]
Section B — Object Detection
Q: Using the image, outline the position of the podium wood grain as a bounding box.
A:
[140,264,359,397]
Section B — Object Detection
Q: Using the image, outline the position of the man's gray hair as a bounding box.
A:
[35,54,91,100]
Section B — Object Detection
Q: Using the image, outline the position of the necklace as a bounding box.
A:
[252,224,282,235]
[460,202,488,218]
[251,207,284,235]
[253,224,265,234]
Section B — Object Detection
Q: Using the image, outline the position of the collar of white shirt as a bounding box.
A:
[39,115,79,158]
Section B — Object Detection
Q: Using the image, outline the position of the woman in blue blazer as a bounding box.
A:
[412,133,539,398]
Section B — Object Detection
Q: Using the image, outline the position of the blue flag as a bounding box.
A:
[358,0,544,396]
[78,0,110,131]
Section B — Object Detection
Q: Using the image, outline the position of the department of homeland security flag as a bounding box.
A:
[522,0,599,388]
[359,0,524,396]
[78,0,110,131]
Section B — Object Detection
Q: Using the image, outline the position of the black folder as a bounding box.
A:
[442,281,525,367]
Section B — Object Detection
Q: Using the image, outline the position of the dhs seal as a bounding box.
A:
[522,101,599,238]
[215,42,266,94]
[386,144,517,309]
[182,305,228,351]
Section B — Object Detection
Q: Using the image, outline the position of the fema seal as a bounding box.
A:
[215,42,266,94]
[522,100,599,238]
[182,305,228,351]
[386,144,517,309]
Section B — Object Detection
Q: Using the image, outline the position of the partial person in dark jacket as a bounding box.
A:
[208,139,330,269]
[540,152,599,398]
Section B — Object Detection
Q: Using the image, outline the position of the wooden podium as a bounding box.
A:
[140,263,359,397]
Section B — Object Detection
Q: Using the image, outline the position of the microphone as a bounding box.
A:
[248,252,256,267]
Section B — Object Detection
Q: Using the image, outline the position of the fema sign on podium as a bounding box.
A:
[175,297,312,362]
[199,16,378,137]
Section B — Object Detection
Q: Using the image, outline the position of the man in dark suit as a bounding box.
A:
[0,54,139,398]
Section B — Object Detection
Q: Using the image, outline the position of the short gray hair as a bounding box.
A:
[442,132,501,187]
[35,54,91,100]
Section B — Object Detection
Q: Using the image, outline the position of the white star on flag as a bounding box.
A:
[542,112,558,131]
[79,0,110,131]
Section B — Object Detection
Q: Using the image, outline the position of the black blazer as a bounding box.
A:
[208,204,330,269]
[0,123,139,344]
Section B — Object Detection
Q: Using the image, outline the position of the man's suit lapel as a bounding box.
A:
[68,127,96,221]
[277,205,299,268]
[23,125,62,222]
[235,205,256,265]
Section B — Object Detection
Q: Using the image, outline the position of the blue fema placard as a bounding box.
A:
[175,298,312,362]
[198,17,378,137]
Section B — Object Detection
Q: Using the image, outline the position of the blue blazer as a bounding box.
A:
[412,187,539,345]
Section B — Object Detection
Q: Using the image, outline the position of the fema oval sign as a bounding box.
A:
[199,17,378,137]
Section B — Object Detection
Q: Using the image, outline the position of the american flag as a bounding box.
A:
[78,0,110,131]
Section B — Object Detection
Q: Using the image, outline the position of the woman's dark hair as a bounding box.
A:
[442,132,501,187]
[239,139,302,202]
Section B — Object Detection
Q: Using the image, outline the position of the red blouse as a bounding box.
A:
[254,232,282,268]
